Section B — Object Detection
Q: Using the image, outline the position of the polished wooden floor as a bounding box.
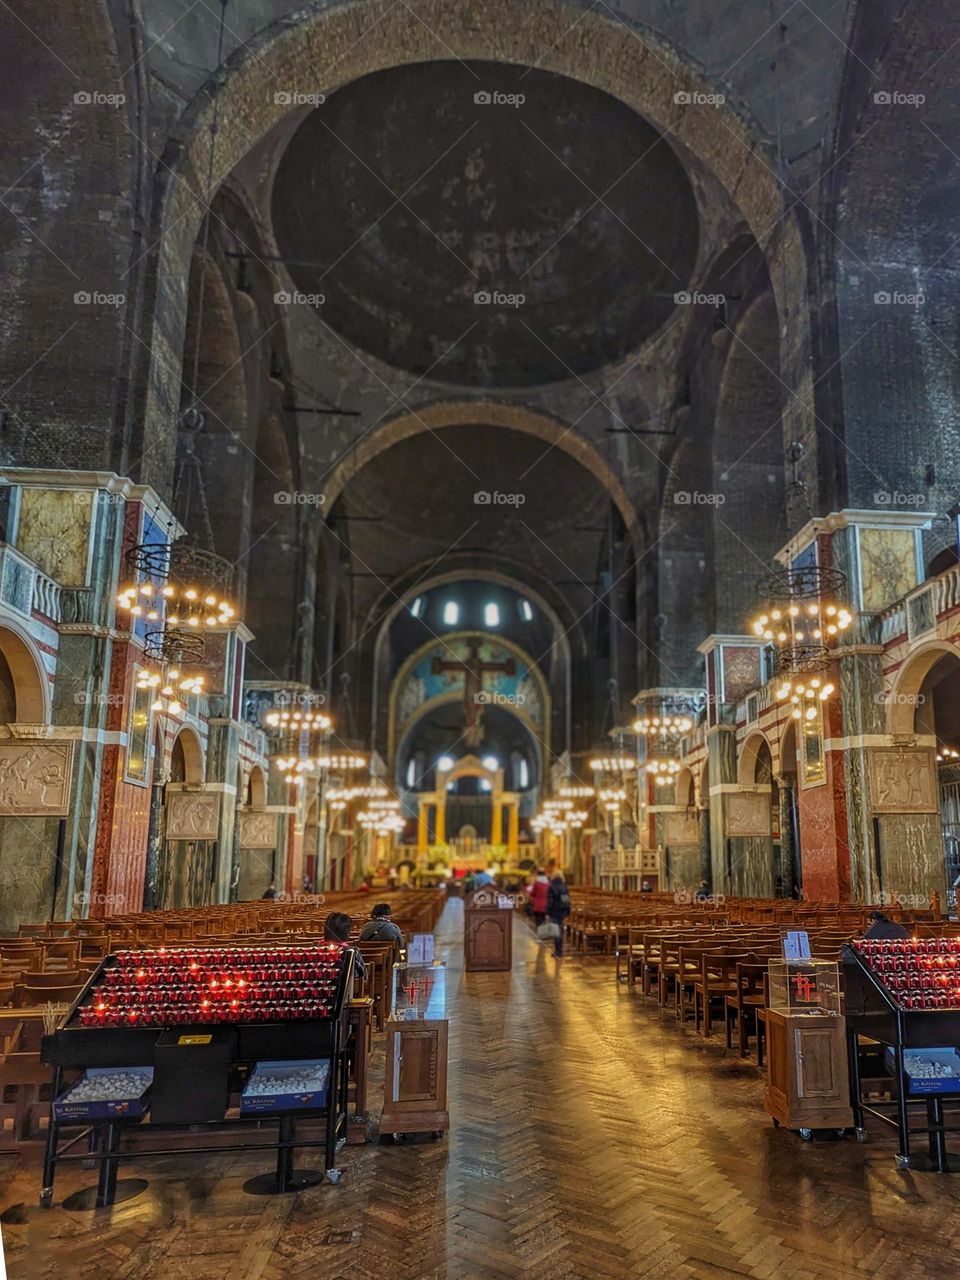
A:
[3,902,960,1279]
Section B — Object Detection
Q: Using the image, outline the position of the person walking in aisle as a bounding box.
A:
[546,872,572,956]
[527,868,550,928]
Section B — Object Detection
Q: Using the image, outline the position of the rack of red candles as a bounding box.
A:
[853,939,960,1011]
[74,943,348,1027]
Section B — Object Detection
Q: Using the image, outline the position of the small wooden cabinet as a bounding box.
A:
[765,1009,854,1133]
[380,1019,449,1137]
[464,894,513,972]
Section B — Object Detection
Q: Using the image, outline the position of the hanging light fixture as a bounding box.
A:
[264,709,332,732]
[632,714,693,735]
[589,754,634,772]
[647,758,682,786]
[136,667,205,718]
[315,751,367,771]
[597,786,627,811]
[750,564,853,708]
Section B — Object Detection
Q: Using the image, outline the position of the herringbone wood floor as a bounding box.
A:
[3,902,960,1279]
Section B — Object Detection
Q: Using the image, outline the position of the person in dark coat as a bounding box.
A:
[864,911,910,940]
[546,874,572,956]
[359,903,404,947]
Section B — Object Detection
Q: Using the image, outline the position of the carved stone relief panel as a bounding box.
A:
[0,740,73,815]
[725,791,771,837]
[239,810,277,849]
[870,748,938,813]
[165,791,220,840]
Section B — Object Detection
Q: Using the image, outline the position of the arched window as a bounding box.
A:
[442,601,459,626]
[484,602,500,627]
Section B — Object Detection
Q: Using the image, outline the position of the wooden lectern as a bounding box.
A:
[463,889,513,972]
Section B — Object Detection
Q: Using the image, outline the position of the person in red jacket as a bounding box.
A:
[527,869,550,928]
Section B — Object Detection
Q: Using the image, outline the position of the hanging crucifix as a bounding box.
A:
[432,636,516,748]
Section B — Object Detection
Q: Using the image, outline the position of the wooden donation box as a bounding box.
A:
[381,963,449,1139]
[764,959,853,1137]
[464,888,513,972]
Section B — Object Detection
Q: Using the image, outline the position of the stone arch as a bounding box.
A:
[711,293,786,633]
[675,765,694,809]
[0,622,50,725]
[738,729,774,787]
[175,250,253,584]
[389,630,550,761]
[246,412,301,681]
[366,561,583,660]
[170,725,205,786]
[371,564,575,764]
[888,641,960,736]
[246,764,267,808]
[140,0,812,490]
[321,401,640,545]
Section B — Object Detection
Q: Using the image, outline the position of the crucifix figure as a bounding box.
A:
[432,636,516,747]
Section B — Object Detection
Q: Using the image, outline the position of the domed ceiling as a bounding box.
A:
[272,60,699,387]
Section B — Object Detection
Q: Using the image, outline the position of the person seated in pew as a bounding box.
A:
[323,911,367,979]
[863,910,910,940]
[359,903,404,948]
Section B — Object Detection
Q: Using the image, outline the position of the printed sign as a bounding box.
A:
[407,934,435,965]
[783,930,811,962]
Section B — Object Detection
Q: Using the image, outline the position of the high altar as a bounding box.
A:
[414,755,521,863]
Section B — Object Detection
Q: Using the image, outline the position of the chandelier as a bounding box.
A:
[315,751,367,771]
[751,564,853,706]
[647,758,682,785]
[327,784,388,803]
[264,709,332,732]
[275,756,314,787]
[632,714,693,735]
[264,702,333,787]
[119,541,239,682]
[776,674,836,721]
[136,667,204,717]
[357,799,404,836]
[558,784,595,798]
[597,786,627,811]
[632,704,693,785]
[589,754,634,772]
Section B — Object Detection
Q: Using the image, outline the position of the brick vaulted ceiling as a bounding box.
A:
[327,423,614,623]
[271,60,699,388]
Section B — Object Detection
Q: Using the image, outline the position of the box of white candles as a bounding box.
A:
[53,1067,154,1120]
[240,1059,331,1113]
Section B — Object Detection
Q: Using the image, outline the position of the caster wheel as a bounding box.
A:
[835,1129,848,1139]
[772,1118,780,1128]
[325,1169,343,1185]
[798,1128,814,1141]
[895,1153,911,1169]
[430,1131,443,1141]
[856,1128,869,1144]
[39,1190,53,1209]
